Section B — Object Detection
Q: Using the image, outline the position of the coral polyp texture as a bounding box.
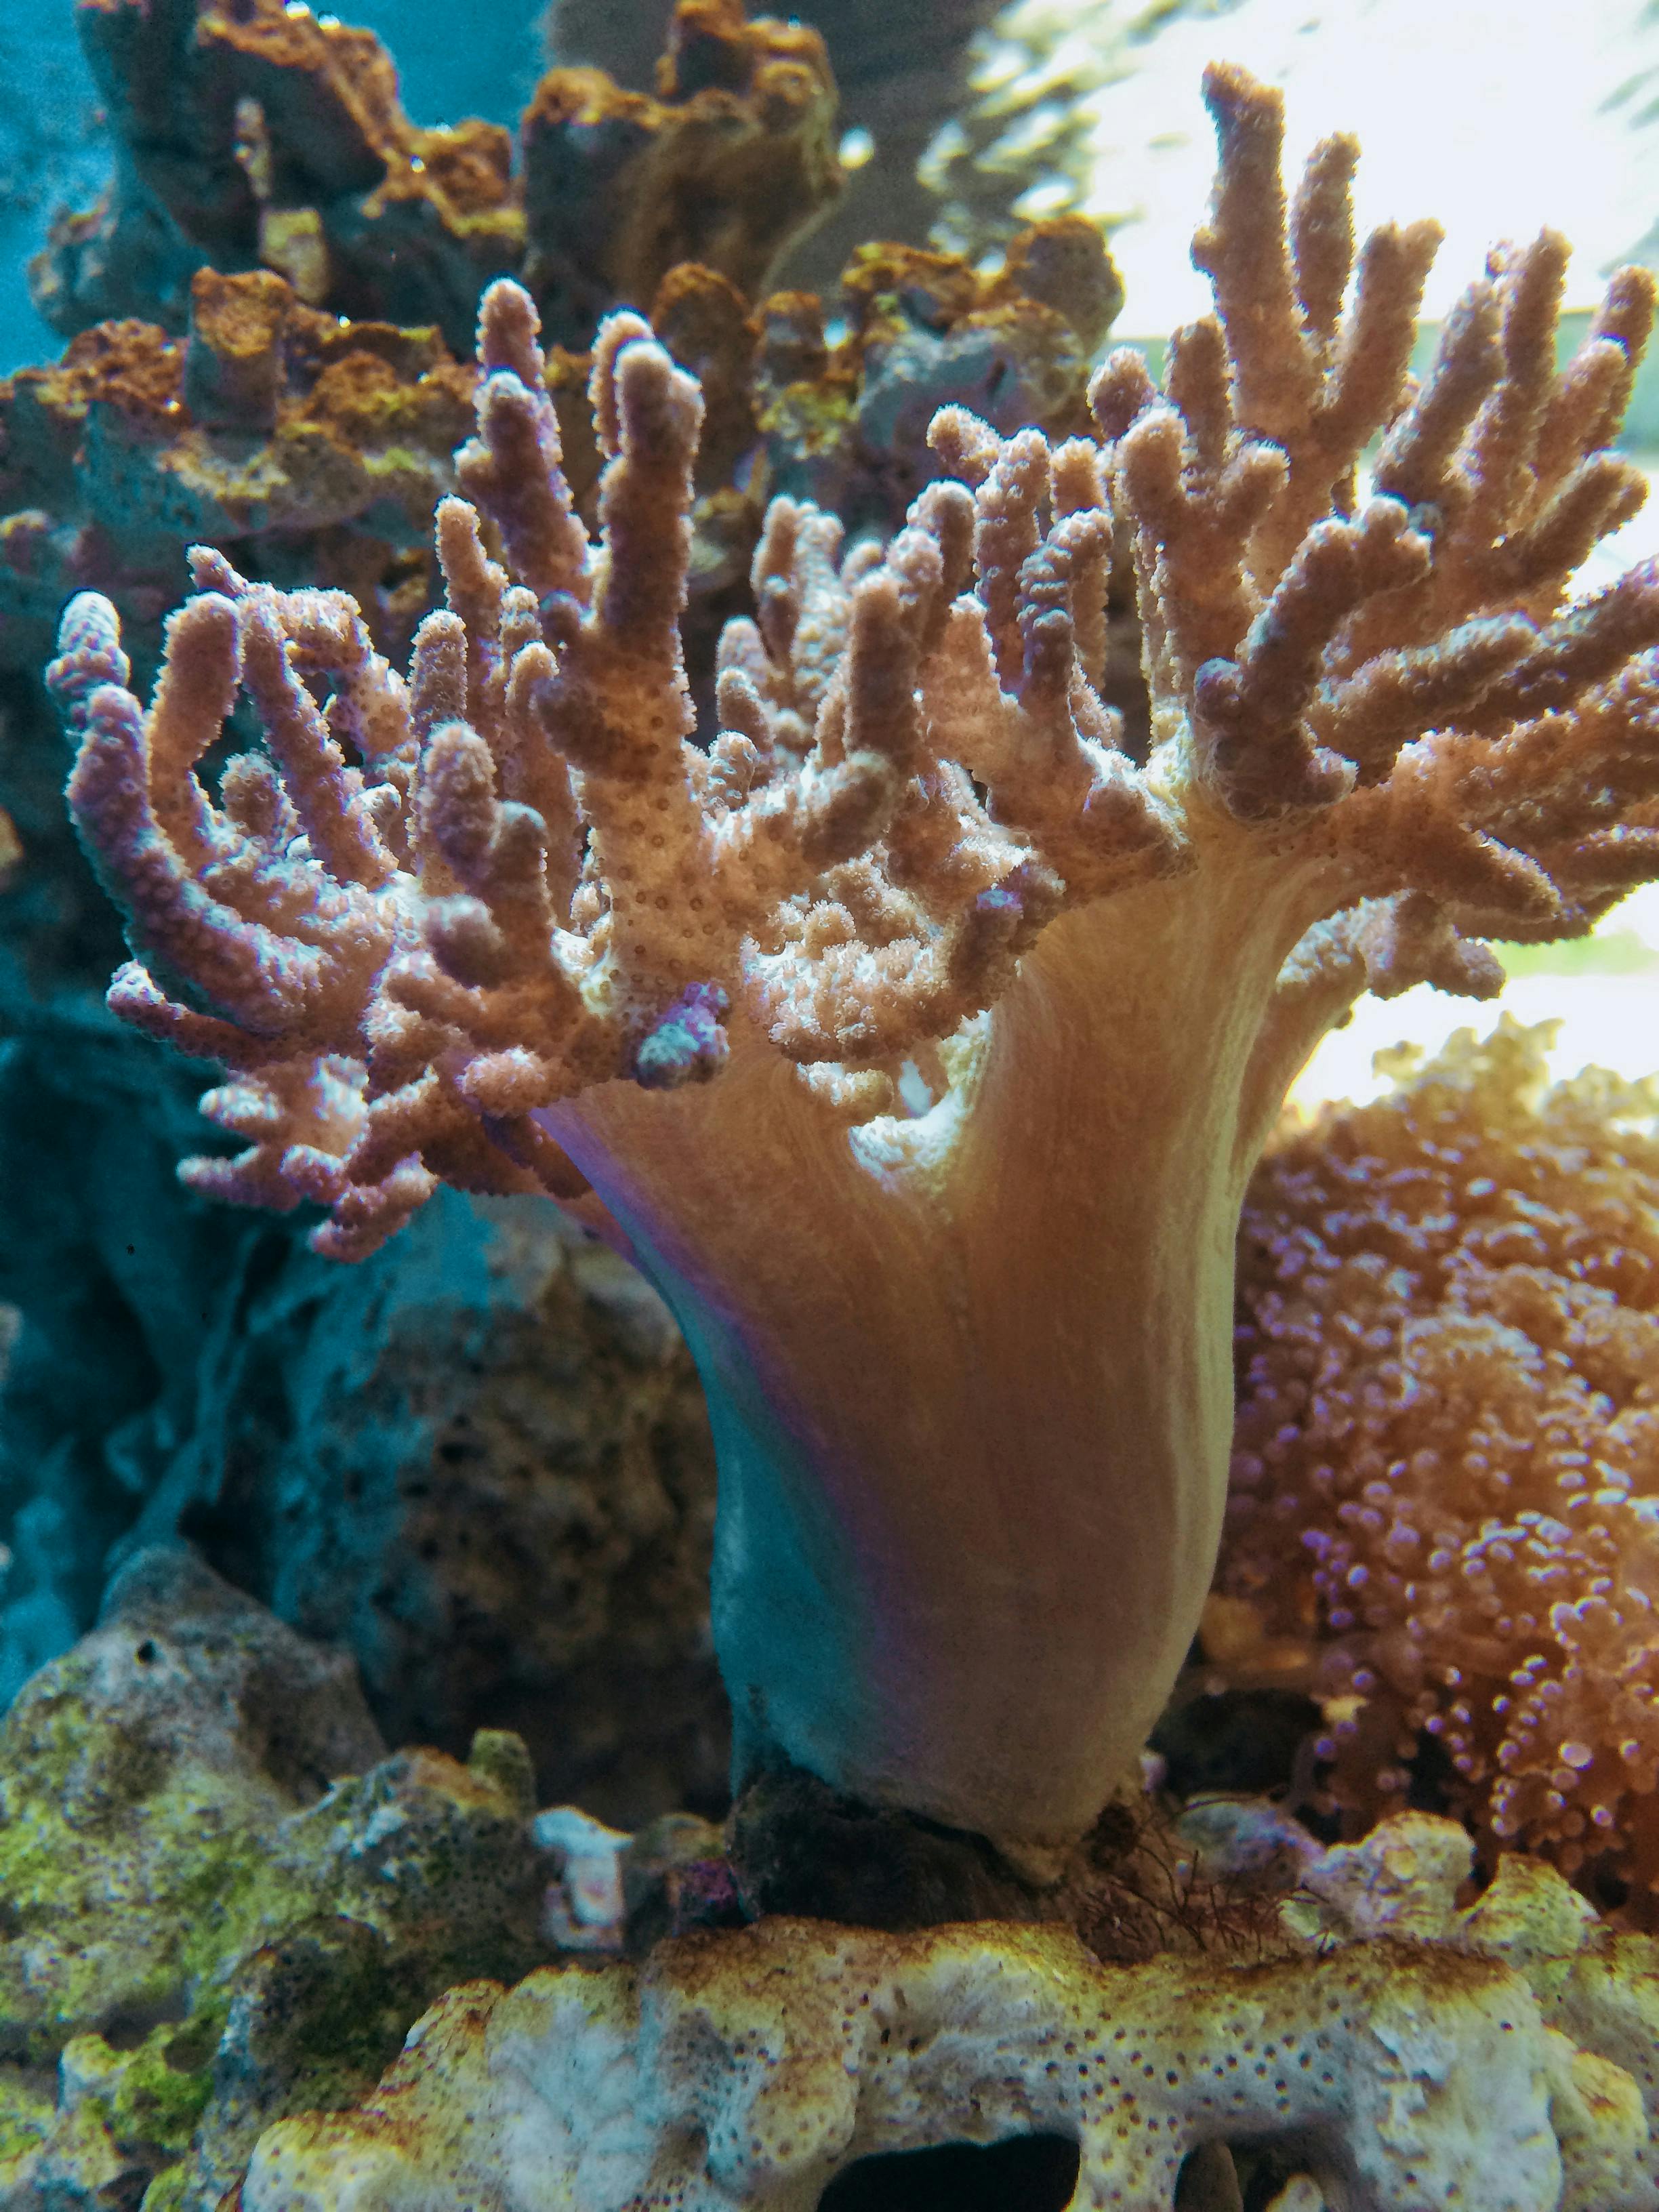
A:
[52,61,1659,1859]
[1217,1019,1659,1908]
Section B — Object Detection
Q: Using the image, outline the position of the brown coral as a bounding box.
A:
[752,213,1122,531]
[39,0,842,361]
[1219,1017,1659,1910]
[42,0,523,344]
[521,0,842,346]
[0,267,473,674]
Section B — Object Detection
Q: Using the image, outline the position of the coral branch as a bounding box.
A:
[54,65,1659,1853]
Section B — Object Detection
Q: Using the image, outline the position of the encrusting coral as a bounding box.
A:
[754,213,1123,530]
[0,266,474,677]
[48,62,1659,1868]
[234,1813,1659,2212]
[1214,1017,1659,1912]
[41,0,840,357]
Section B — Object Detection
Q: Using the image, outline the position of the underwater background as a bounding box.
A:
[0,0,1653,1790]
[0,0,1657,1806]
[1,5,1659,2208]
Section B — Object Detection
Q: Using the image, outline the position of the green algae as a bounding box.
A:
[60,2028,215,2156]
[0,2072,54,2185]
[0,1553,556,2211]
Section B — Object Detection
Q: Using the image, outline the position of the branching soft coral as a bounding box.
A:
[1219,1019,1659,1908]
[49,64,1659,1857]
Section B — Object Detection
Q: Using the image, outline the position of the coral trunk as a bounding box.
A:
[544,849,1317,1851]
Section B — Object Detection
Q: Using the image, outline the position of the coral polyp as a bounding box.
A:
[48,60,1659,1863]
[1220,1017,1659,1907]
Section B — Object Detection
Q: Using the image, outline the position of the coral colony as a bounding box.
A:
[43,0,840,351]
[1219,1019,1659,1896]
[47,59,1659,1887]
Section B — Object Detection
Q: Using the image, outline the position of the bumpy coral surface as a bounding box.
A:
[523,215,1125,620]
[1219,1019,1659,1906]
[0,267,473,677]
[240,1816,1659,2212]
[47,60,1659,1856]
[41,0,840,359]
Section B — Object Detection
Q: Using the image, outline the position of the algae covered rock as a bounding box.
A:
[0,1549,562,2212]
[0,1542,386,2062]
[237,1893,1658,2212]
[223,1818,1659,2212]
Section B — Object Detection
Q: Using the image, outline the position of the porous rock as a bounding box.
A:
[239,1860,1659,2212]
[0,1012,724,1821]
[0,1549,565,2212]
[159,1188,724,1826]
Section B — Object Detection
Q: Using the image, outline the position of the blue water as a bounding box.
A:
[0,0,549,375]
[0,4,101,372]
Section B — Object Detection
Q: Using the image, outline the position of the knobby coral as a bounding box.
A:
[1217,1019,1659,1906]
[43,0,839,356]
[0,266,474,675]
[47,64,1659,1858]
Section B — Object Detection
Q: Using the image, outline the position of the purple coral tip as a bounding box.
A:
[45,592,131,731]
[633,981,731,1090]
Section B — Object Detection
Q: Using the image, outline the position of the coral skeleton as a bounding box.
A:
[238,1818,1659,2212]
[50,64,1659,1857]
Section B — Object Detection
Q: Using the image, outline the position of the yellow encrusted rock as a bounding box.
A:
[241,1896,1656,2212]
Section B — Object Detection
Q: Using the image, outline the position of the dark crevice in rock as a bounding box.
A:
[817,2132,1082,2212]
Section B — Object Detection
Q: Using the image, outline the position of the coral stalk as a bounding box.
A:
[52,65,1659,1856]
[552,856,1313,1847]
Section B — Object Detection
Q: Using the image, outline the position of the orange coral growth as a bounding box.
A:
[0,269,473,669]
[44,0,840,361]
[520,0,841,337]
[753,216,1121,529]
[1220,1018,1659,1907]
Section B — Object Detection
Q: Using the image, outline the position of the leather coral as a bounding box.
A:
[49,64,1659,1854]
